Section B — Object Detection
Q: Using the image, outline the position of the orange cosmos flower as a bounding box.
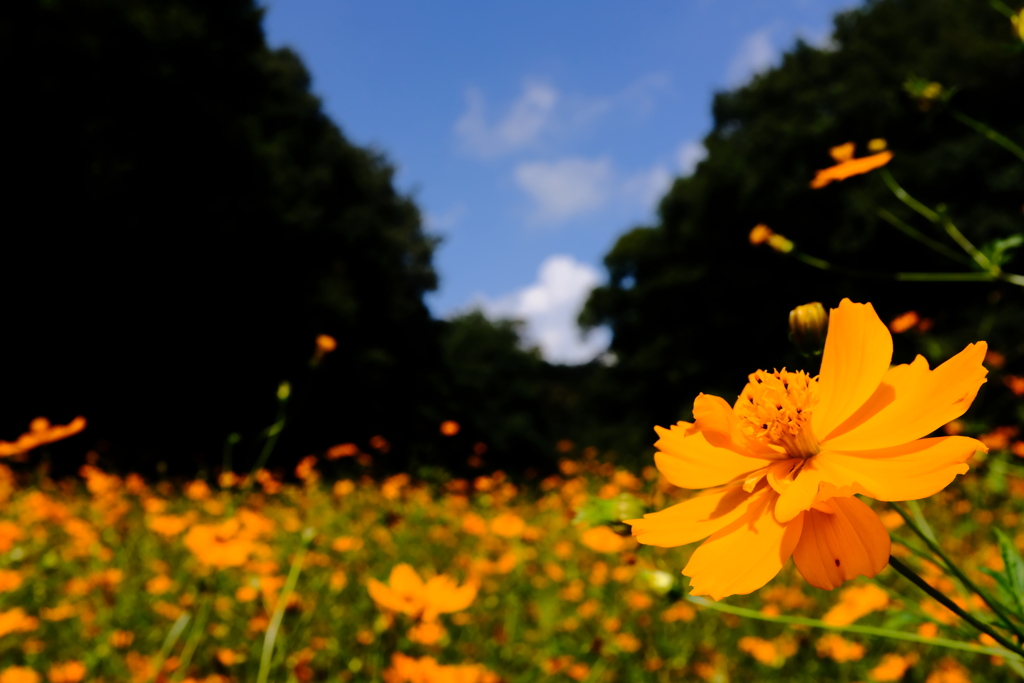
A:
[810,142,893,189]
[366,564,477,621]
[628,299,988,599]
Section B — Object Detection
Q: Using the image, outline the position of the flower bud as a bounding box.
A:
[789,302,829,357]
[750,224,794,253]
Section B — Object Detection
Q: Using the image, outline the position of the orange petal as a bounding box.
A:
[792,496,890,590]
[812,300,893,441]
[389,563,424,594]
[810,436,979,502]
[654,423,767,489]
[829,142,856,162]
[771,460,823,524]
[692,393,781,459]
[810,151,893,189]
[684,489,804,600]
[367,578,417,614]
[628,485,757,548]
[821,343,988,451]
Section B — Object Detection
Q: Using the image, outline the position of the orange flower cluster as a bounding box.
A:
[183,510,273,568]
[383,653,498,683]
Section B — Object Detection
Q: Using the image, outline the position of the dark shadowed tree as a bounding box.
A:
[1,0,444,473]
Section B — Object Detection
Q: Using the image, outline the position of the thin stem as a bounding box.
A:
[952,111,1024,162]
[146,612,191,683]
[171,595,213,682]
[889,555,1024,657]
[257,532,312,683]
[891,502,1024,640]
[990,0,1016,18]
[879,170,995,273]
[876,208,973,266]
[241,386,290,496]
[895,272,996,282]
[686,595,1022,661]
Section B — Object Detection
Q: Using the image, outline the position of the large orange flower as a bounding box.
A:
[628,299,988,599]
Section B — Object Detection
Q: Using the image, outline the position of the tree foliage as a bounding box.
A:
[2,0,442,471]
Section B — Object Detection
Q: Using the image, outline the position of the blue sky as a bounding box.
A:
[261,0,859,363]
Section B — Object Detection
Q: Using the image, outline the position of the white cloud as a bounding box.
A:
[455,80,559,158]
[727,26,779,87]
[622,164,672,209]
[677,140,707,176]
[424,203,466,232]
[514,157,613,223]
[476,255,611,365]
[514,156,673,225]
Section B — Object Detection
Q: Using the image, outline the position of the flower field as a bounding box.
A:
[0,438,1021,683]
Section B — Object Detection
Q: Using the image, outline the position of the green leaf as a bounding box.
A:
[995,528,1024,618]
[572,493,646,527]
[981,234,1024,267]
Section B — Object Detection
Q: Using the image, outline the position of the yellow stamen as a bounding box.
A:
[736,368,821,458]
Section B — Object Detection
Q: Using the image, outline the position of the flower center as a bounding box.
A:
[736,368,821,458]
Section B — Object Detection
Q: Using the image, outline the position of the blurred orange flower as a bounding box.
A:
[46,661,86,683]
[183,518,258,568]
[383,653,497,683]
[870,653,919,682]
[822,583,889,625]
[580,526,626,553]
[810,143,893,189]
[367,564,477,621]
[629,299,988,599]
[0,417,86,457]
[440,420,460,436]
[489,513,526,538]
[0,667,40,683]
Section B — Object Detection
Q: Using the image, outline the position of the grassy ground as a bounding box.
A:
[0,446,1021,683]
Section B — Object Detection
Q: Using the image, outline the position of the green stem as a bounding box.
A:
[686,594,1022,660]
[171,595,213,682]
[989,0,1016,18]
[952,111,1024,162]
[146,612,191,683]
[257,531,313,683]
[876,208,973,266]
[890,502,1024,640]
[879,169,996,273]
[889,555,1024,657]
[241,384,290,496]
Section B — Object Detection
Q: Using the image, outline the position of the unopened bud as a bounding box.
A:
[867,138,888,152]
[639,569,676,596]
[789,302,829,357]
[1013,10,1024,42]
[750,224,794,253]
[277,381,291,401]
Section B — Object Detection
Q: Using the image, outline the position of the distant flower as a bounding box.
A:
[869,653,919,682]
[326,443,360,459]
[629,299,988,599]
[0,417,86,457]
[367,564,477,621]
[407,620,446,645]
[580,526,627,553]
[810,143,893,189]
[0,667,40,683]
[183,516,264,568]
[489,513,526,538]
[439,420,461,436]
[46,661,86,683]
[0,608,38,638]
[382,653,497,683]
[822,583,889,625]
[815,634,865,662]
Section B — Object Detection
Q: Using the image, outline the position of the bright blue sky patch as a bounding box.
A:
[262,0,859,363]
